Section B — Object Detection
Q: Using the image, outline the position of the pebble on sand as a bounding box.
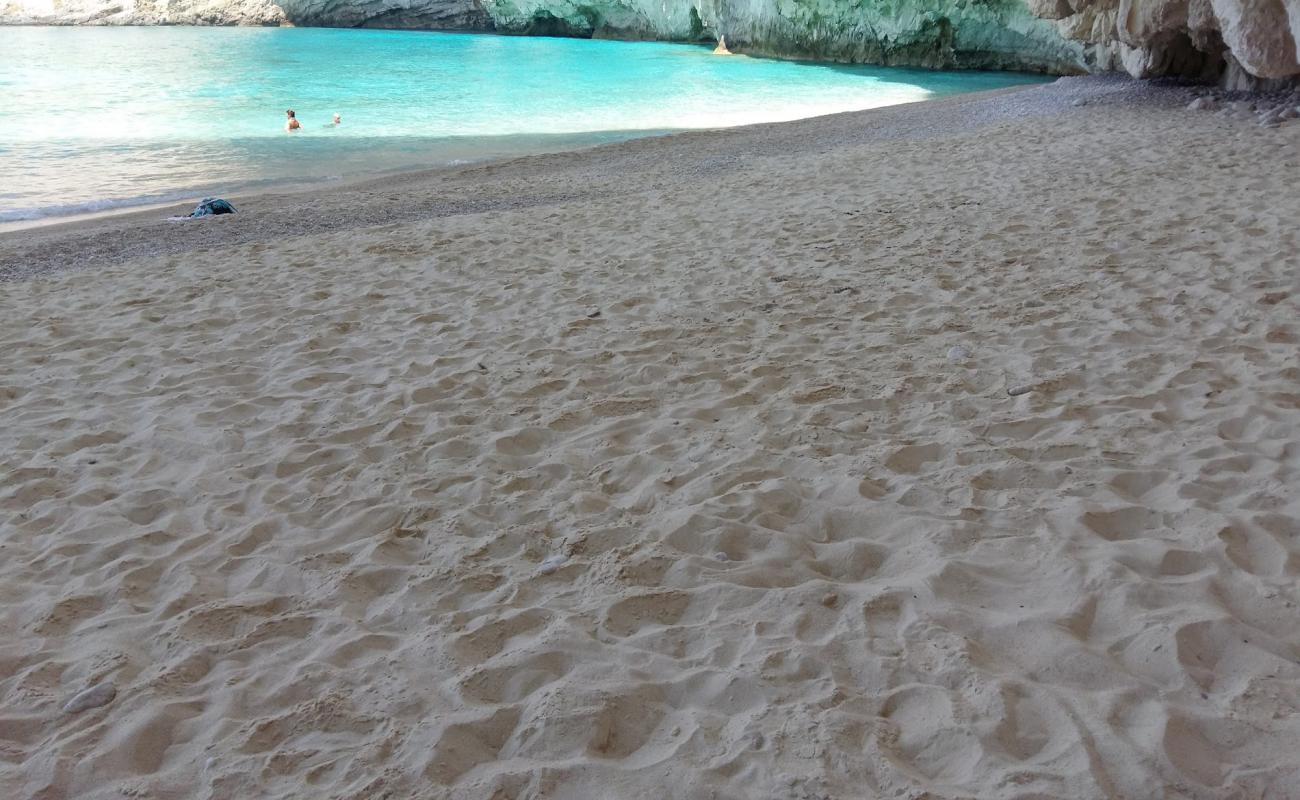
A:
[62,683,116,714]
[537,554,568,575]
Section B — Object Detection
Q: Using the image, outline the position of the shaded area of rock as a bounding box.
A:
[1032,0,1300,83]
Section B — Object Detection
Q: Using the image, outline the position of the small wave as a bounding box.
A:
[0,191,200,223]
[0,173,348,224]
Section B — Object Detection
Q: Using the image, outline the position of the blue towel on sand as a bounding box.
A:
[189,197,236,217]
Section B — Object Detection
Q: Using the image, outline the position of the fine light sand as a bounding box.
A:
[2,77,1299,799]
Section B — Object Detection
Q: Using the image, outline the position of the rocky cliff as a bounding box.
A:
[0,0,490,27]
[483,0,1095,72]
[0,0,1096,72]
[1,0,1295,81]
[1030,0,1299,85]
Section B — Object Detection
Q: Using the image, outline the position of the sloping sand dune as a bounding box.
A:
[2,78,1299,799]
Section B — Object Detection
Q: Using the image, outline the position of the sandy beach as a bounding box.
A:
[2,76,1299,799]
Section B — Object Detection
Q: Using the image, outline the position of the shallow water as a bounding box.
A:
[0,27,1048,222]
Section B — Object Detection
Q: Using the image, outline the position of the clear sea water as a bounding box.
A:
[0,27,1048,223]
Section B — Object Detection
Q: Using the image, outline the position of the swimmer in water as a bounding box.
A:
[285,109,301,132]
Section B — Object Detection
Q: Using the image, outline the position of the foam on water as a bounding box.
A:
[0,27,1048,222]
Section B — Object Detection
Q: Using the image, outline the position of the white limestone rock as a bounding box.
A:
[0,0,489,27]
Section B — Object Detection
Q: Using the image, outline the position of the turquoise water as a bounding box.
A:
[0,27,1047,222]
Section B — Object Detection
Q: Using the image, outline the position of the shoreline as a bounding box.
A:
[0,25,1058,242]
[0,126,689,236]
[0,80,1074,280]
[0,77,1015,237]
